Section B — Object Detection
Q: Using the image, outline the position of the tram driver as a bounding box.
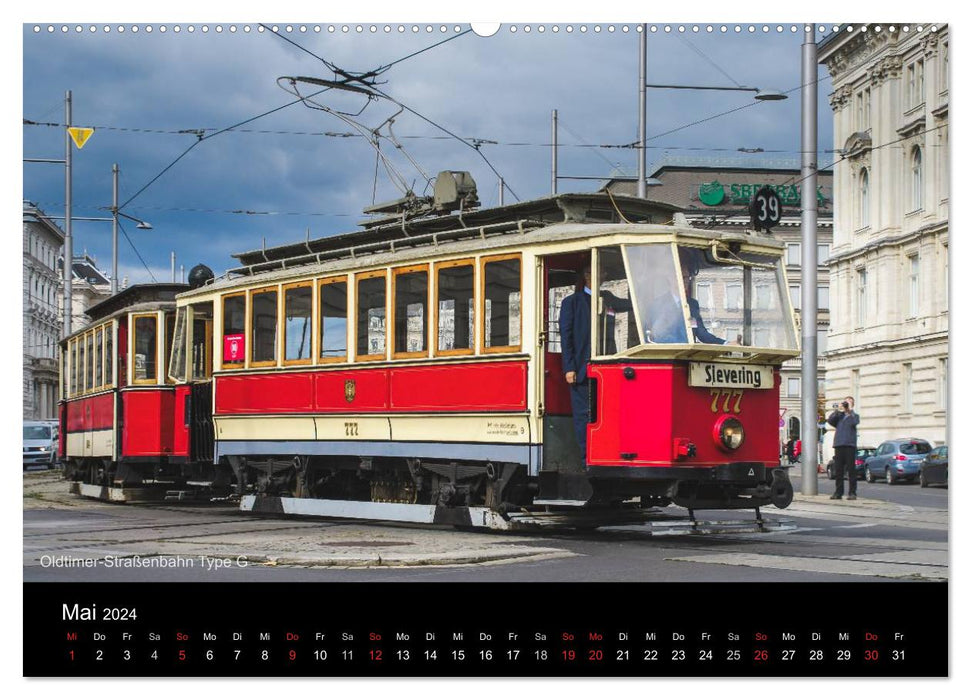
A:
[559,263,632,460]
[647,248,729,345]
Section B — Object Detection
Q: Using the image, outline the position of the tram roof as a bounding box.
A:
[82,283,190,325]
[230,192,681,273]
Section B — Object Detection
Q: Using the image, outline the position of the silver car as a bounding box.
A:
[23,421,58,470]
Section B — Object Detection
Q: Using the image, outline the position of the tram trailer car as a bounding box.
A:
[63,189,798,527]
[58,283,229,501]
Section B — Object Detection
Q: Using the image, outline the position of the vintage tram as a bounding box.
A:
[61,185,799,529]
[57,283,229,500]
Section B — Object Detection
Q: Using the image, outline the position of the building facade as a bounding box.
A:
[605,160,835,453]
[71,253,112,328]
[23,202,64,420]
[818,25,948,449]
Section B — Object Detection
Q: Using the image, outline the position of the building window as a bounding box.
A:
[903,363,913,413]
[725,283,742,311]
[753,328,771,347]
[695,282,713,310]
[908,253,920,317]
[817,244,830,265]
[787,377,801,398]
[856,268,867,327]
[817,328,828,354]
[910,147,923,212]
[319,277,348,361]
[860,168,870,228]
[940,358,947,409]
[787,243,801,266]
[789,284,801,311]
[818,286,829,310]
[907,59,925,108]
[755,284,772,310]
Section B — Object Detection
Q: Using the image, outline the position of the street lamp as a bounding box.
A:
[644,84,789,101]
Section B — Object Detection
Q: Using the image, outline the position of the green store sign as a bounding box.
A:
[698,181,827,207]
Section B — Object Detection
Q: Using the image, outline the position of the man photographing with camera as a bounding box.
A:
[827,396,860,500]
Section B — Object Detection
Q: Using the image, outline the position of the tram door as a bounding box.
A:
[540,252,589,474]
[188,302,215,463]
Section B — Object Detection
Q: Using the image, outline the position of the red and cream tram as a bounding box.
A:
[62,187,799,528]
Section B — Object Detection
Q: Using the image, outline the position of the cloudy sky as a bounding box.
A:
[23,18,837,282]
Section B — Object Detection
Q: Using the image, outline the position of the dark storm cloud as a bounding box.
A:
[23,22,833,278]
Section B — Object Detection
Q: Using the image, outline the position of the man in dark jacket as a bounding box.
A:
[827,396,860,500]
[559,265,631,461]
[560,267,594,460]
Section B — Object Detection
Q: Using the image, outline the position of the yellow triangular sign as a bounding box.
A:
[68,127,95,149]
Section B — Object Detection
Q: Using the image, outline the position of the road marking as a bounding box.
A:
[666,552,947,580]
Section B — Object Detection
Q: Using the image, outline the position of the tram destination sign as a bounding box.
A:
[689,362,773,390]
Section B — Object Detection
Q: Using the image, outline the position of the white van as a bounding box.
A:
[23,421,59,470]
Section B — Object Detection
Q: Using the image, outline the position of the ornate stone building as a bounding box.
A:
[818,25,948,448]
[23,202,64,420]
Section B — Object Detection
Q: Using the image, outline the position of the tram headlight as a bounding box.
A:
[713,416,745,451]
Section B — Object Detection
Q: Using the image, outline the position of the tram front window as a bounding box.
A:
[622,243,796,349]
[596,247,637,355]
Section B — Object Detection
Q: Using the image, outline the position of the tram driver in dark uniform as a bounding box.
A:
[559,264,631,462]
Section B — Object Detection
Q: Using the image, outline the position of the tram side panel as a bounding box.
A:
[121,388,176,458]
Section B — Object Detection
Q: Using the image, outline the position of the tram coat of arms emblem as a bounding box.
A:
[344,379,356,403]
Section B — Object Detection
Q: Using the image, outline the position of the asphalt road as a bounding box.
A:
[23,470,948,584]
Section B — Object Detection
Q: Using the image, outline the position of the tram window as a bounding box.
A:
[436,261,475,354]
[284,284,313,364]
[222,294,246,367]
[94,328,103,388]
[596,247,637,355]
[169,309,187,382]
[86,332,95,392]
[393,266,429,357]
[250,288,279,365]
[70,339,78,396]
[482,255,521,352]
[164,314,176,382]
[133,315,158,383]
[191,303,214,380]
[319,278,348,361]
[357,273,387,359]
[105,324,113,387]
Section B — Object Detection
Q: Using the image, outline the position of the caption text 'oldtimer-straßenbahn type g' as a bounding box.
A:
[60,174,799,530]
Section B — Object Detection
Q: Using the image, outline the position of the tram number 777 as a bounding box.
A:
[710,389,743,414]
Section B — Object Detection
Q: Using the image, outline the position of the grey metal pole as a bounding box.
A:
[499,178,505,206]
[111,164,119,295]
[171,251,176,283]
[551,109,558,195]
[180,265,185,284]
[63,91,73,337]
[637,25,647,198]
[800,26,819,495]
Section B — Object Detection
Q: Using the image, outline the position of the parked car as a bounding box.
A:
[919,445,948,488]
[23,421,59,470]
[864,439,933,484]
[825,446,877,480]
